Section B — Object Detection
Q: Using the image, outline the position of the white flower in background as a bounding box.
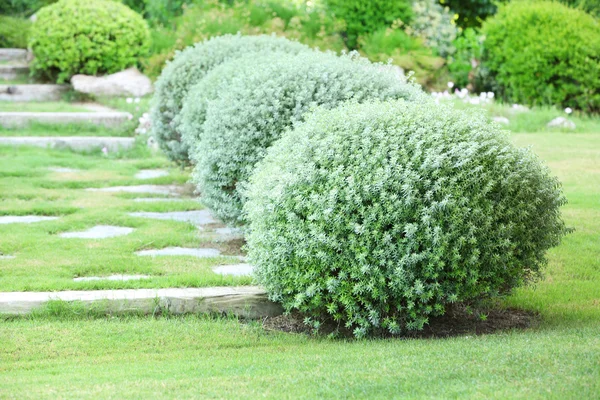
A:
[101,146,108,156]
[487,92,495,99]
[565,107,573,114]
[135,112,152,135]
[126,98,133,104]
[447,82,454,89]
[134,98,141,104]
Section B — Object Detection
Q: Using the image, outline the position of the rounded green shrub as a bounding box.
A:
[245,99,569,338]
[28,0,150,83]
[186,51,425,225]
[150,34,311,166]
[482,1,600,113]
[324,0,413,49]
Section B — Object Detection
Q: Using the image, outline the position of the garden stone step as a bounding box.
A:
[0,111,132,128]
[0,286,282,318]
[0,49,29,63]
[0,136,135,152]
[0,64,29,80]
[0,84,69,101]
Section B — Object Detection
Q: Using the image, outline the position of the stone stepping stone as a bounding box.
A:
[87,185,180,196]
[59,225,134,239]
[0,137,134,152]
[0,286,282,319]
[136,247,220,258]
[0,255,15,259]
[0,216,58,224]
[48,167,80,173]
[73,274,150,282]
[0,49,29,63]
[0,84,69,102]
[214,227,244,239]
[128,210,215,226]
[0,111,132,129]
[213,263,254,277]
[0,64,29,80]
[132,198,184,203]
[135,169,169,180]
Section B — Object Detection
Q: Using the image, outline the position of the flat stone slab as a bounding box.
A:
[0,84,69,101]
[128,210,215,226]
[73,274,150,282]
[0,216,58,224]
[132,198,184,203]
[0,64,29,80]
[87,185,181,196]
[0,49,28,63]
[0,286,282,318]
[0,136,134,152]
[48,167,80,173]
[0,255,15,259]
[0,111,133,128]
[59,225,134,239]
[213,264,254,277]
[135,169,169,180]
[214,227,244,238]
[136,247,221,258]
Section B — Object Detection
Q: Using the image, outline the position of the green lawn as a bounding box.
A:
[0,132,598,398]
[0,122,134,137]
[0,101,91,112]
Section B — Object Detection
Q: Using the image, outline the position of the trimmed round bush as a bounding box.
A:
[29,0,150,83]
[482,1,600,113]
[245,99,568,338]
[150,34,311,166]
[187,51,425,225]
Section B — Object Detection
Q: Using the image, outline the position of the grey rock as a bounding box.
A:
[59,225,134,239]
[86,185,181,196]
[135,247,221,258]
[128,210,215,226]
[0,137,134,152]
[0,112,133,128]
[74,274,150,282]
[0,286,283,318]
[213,263,254,277]
[71,68,153,97]
[0,84,69,102]
[492,116,510,125]
[135,169,169,180]
[547,117,576,130]
[0,64,29,80]
[0,216,58,224]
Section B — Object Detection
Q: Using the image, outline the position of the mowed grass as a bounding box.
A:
[0,122,134,137]
[0,145,252,291]
[0,132,598,398]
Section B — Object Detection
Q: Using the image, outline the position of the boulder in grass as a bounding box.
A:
[547,117,576,130]
[71,68,152,97]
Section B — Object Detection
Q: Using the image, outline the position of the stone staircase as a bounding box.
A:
[0,48,134,151]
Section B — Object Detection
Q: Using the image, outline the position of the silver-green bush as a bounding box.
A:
[245,99,568,338]
[150,34,310,165]
[188,51,425,225]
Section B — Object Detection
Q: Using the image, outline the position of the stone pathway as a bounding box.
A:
[0,216,58,224]
[136,247,221,258]
[213,264,254,277]
[135,169,169,180]
[0,286,282,318]
[59,225,134,239]
[0,84,69,102]
[0,136,135,152]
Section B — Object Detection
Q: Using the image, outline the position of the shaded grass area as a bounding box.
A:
[0,145,251,291]
[0,101,90,112]
[0,133,598,398]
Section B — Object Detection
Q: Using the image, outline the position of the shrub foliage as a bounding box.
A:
[187,51,425,226]
[29,0,150,83]
[245,99,569,338]
[482,1,600,113]
[150,34,310,165]
[0,16,31,49]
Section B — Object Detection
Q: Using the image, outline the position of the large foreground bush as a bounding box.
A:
[482,1,600,113]
[150,34,311,166]
[245,99,568,338]
[187,51,425,225]
[29,0,150,83]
